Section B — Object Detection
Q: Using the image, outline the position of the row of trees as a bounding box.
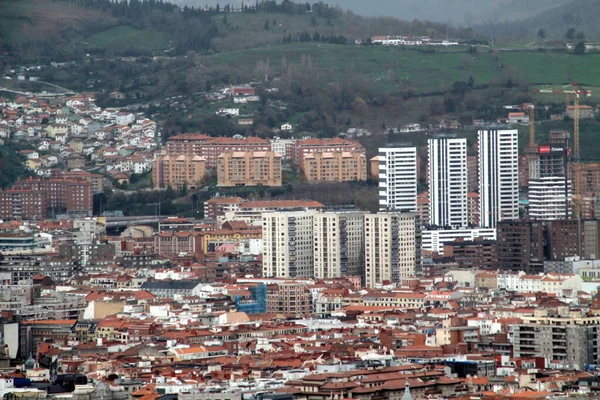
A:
[282,31,347,44]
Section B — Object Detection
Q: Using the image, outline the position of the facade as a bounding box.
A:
[443,238,497,269]
[303,151,367,183]
[217,151,282,187]
[313,212,366,279]
[165,134,271,168]
[378,146,418,212]
[262,212,316,278]
[364,212,421,288]
[225,200,324,226]
[269,137,296,159]
[152,154,207,189]
[496,220,545,273]
[266,282,313,317]
[478,129,519,228]
[513,310,600,370]
[428,137,468,228]
[528,144,570,220]
[576,163,600,193]
[203,197,244,220]
[291,138,365,169]
[11,177,93,217]
[0,189,48,220]
[467,192,480,227]
[422,227,496,254]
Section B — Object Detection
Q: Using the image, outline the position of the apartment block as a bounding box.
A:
[496,220,545,273]
[226,200,325,226]
[364,212,421,288]
[270,137,296,159]
[428,136,468,228]
[528,144,570,220]
[291,138,365,169]
[262,212,316,278]
[204,197,244,220]
[378,145,418,212]
[443,238,497,269]
[513,309,600,370]
[11,177,93,217]
[422,227,496,254]
[154,232,203,257]
[576,163,600,193]
[303,151,367,183]
[478,129,519,228]
[313,212,366,280]
[217,151,282,187]
[266,282,313,317]
[153,154,207,189]
[0,189,48,220]
[165,134,271,168]
[467,192,480,227]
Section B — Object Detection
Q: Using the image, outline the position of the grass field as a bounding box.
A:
[201,43,600,96]
[87,26,171,51]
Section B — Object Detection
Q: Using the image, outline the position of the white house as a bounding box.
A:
[115,112,135,125]
[280,122,293,131]
[216,108,239,117]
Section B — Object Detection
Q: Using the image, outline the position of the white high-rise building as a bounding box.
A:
[428,137,468,228]
[478,129,519,228]
[378,146,417,212]
[364,212,421,288]
[262,212,316,278]
[313,212,366,279]
[529,176,571,220]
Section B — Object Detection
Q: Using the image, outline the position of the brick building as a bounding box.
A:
[266,282,313,317]
[165,134,271,168]
[203,197,244,220]
[4,177,93,218]
[443,237,497,269]
[0,189,48,220]
[217,151,282,187]
[303,151,367,182]
[152,154,207,189]
[290,138,365,169]
[154,232,203,257]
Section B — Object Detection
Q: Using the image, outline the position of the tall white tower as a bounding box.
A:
[478,129,519,228]
[428,136,468,228]
[378,145,418,212]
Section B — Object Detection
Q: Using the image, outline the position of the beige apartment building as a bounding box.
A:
[303,151,367,183]
[364,212,421,288]
[313,212,366,279]
[217,151,282,187]
[153,154,207,189]
[262,211,316,278]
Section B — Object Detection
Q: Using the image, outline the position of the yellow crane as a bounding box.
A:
[534,84,592,218]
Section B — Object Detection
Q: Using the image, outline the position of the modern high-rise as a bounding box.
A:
[364,212,421,288]
[378,145,417,212]
[262,212,316,278]
[313,212,366,280]
[428,136,468,228]
[528,143,570,220]
[478,129,519,228]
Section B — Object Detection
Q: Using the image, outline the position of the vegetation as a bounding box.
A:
[0,145,33,189]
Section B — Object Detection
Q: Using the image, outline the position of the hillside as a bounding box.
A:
[175,0,569,25]
[482,0,600,42]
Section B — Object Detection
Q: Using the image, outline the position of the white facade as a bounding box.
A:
[364,212,420,288]
[270,137,296,159]
[378,146,417,212]
[313,212,366,279]
[422,227,496,254]
[428,137,468,228]
[528,176,571,220]
[262,212,316,278]
[478,129,519,228]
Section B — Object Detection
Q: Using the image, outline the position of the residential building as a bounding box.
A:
[378,145,418,212]
[513,309,600,370]
[140,280,201,298]
[443,238,497,269]
[417,192,430,225]
[225,200,324,226]
[266,282,313,317]
[0,189,48,220]
[217,151,282,187]
[566,104,594,119]
[467,192,480,227]
[496,220,545,273]
[576,163,600,193]
[165,134,271,168]
[313,212,366,279]
[262,212,316,278]
[364,212,421,288]
[11,177,93,217]
[269,137,296,159]
[303,151,367,183]
[153,154,207,189]
[478,129,519,228]
[422,227,496,254]
[428,136,468,228]
[467,156,478,192]
[528,144,570,220]
[204,197,244,220]
[290,138,365,169]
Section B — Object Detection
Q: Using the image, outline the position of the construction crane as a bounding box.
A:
[534,84,592,219]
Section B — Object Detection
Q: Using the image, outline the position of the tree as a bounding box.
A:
[467,75,475,88]
[205,79,212,92]
[565,28,576,40]
[537,29,546,40]
[180,182,188,196]
[574,41,586,55]
[264,20,270,30]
